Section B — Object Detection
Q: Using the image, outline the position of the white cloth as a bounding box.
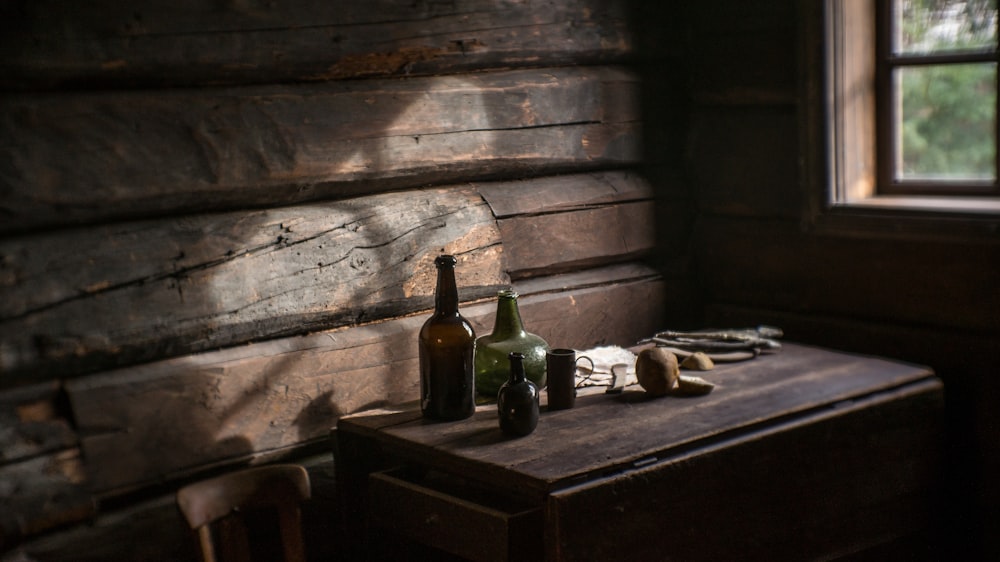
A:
[573,345,638,388]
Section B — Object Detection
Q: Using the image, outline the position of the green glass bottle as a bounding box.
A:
[474,289,549,398]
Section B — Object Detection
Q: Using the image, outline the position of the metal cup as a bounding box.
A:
[545,348,595,411]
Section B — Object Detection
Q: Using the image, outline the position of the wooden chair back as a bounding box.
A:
[176,464,311,562]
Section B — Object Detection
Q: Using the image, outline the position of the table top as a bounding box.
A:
[336,343,938,501]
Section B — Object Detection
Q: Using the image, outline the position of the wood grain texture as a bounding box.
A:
[0,66,639,233]
[481,170,655,279]
[0,0,631,90]
[476,170,651,218]
[2,495,196,562]
[499,200,655,279]
[0,449,95,550]
[704,303,1000,378]
[369,469,543,562]
[65,266,664,495]
[338,344,937,500]
[335,345,943,560]
[4,458,341,562]
[0,381,76,464]
[546,380,944,561]
[0,186,505,384]
[0,173,657,384]
[694,216,1000,332]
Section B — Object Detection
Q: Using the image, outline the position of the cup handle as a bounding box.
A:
[574,355,596,388]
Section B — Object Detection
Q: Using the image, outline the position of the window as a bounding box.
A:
[877,0,999,196]
[817,0,1000,235]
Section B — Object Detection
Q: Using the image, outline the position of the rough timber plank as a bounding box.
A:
[694,216,1000,332]
[3,458,339,562]
[0,449,94,550]
[1,495,195,562]
[547,380,944,561]
[0,187,505,383]
[0,0,632,90]
[0,382,77,464]
[0,66,639,233]
[499,200,655,279]
[476,170,652,218]
[65,265,664,496]
[1,171,653,384]
[479,171,655,279]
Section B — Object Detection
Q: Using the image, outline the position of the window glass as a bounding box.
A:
[895,62,997,181]
[882,0,1000,194]
[894,0,998,54]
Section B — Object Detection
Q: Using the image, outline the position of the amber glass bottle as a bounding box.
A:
[419,255,476,421]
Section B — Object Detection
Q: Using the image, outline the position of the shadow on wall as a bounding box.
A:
[21,76,507,499]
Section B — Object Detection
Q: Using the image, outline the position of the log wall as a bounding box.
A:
[631,1,999,559]
[0,2,681,560]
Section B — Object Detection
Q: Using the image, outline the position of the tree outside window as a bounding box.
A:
[881,0,999,193]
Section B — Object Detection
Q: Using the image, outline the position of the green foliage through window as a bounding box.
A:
[899,64,996,179]
[892,0,998,182]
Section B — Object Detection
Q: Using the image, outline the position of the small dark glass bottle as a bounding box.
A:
[419,255,476,421]
[497,352,539,436]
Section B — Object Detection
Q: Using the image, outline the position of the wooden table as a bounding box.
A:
[333,343,944,561]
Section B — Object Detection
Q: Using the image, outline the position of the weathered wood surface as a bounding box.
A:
[0,383,86,550]
[336,345,943,560]
[0,172,654,384]
[0,0,631,90]
[479,170,655,279]
[65,264,664,496]
[1,494,195,562]
[705,304,1000,378]
[369,469,543,562]
[0,449,94,551]
[0,186,505,384]
[0,382,76,464]
[694,217,1000,332]
[3,457,341,562]
[338,344,938,500]
[477,171,651,218]
[0,66,639,233]
[500,201,654,279]
[546,380,944,561]
[674,2,998,558]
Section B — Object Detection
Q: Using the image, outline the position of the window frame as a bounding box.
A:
[875,0,1000,196]
[803,0,1000,243]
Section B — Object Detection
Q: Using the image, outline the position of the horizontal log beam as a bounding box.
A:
[477,170,651,218]
[0,381,77,465]
[1,66,639,233]
[0,0,632,90]
[2,494,193,562]
[479,171,655,279]
[500,200,655,279]
[1,186,505,383]
[65,265,664,496]
[0,449,94,551]
[3,458,339,562]
[1,172,653,384]
[694,216,1000,332]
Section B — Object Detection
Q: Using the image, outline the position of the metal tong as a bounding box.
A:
[640,325,783,354]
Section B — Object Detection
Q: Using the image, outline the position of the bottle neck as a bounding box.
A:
[508,352,526,383]
[491,291,525,339]
[434,259,460,316]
